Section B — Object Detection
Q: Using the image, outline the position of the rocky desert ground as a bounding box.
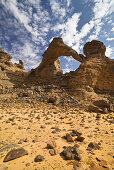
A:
[0,38,114,170]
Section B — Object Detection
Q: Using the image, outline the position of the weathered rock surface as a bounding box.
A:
[0,48,27,90]
[34,155,44,162]
[61,145,81,161]
[3,147,28,162]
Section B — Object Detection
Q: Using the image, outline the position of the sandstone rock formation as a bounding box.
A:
[0,48,27,90]
[27,38,114,101]
[68,40,114,96]
[28,37,84,81]
[0,38,114,109]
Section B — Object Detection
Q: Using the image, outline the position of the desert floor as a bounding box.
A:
[0,101,113,170]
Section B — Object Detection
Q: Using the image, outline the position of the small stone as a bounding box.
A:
[76,136,85,142]
[66,133,74,142]
[40,125,46,128]
[3,147,28,162]
[49,149,58,156]
[47,140,57,149]
[34,155,44,162]
[9,117,14,121]
[71,130,82,137]
[26,162,30,166]
[87,142,100,150]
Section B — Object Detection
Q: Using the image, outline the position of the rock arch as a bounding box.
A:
[28,37,84,81]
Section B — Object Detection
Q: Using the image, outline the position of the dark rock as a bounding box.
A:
[71,130,82,137]
[47,97,56,104]
[66,133,74,142]
[93,99,110,108]
[61,145,81,161]
[87,142,100,150]
[76,136,85,142]
[34,155,44,162]
[3,147,28,162]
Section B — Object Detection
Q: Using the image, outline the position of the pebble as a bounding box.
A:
[34,155,44,162]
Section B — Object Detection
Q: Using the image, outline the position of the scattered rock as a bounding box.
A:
[93,99,110,108]
[3,147,28,162]
[71,130,82,137]
[49,149,58,156]
[61,145,81,161]
[76,136,85,142]
[87,142,100,150]
[47,140,57,149]
[66,133,74,142]
[34,155,44,162]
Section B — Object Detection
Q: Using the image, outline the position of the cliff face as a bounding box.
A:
[0,49,27,90]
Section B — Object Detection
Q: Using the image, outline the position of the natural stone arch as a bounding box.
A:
[28,37,84,81]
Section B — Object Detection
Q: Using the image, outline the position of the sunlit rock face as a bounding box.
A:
[0,48,26,90]
[69,40,114,96]
[0,48,12,63]
[83,40,106,58]
[28,37,84,81]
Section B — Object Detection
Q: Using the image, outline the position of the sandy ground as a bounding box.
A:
[0,101,113,170]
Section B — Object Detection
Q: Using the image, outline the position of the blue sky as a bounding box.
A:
[0,0,114,73]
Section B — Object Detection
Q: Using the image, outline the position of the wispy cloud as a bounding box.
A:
[106,37,114,41]
[49,0,66,20]
[0,0,51,70]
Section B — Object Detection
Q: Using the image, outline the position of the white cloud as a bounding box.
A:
[93,0,113,20]
[106,37,114,41]
[111,27,114,32]
[66,0,71,7]
[88,0,114,40]
[50,0,66,19]
[106,45,113,58]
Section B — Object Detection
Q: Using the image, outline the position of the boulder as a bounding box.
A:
[61,145,81,161]
[3,147,28,162]
[83,40,106,58]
